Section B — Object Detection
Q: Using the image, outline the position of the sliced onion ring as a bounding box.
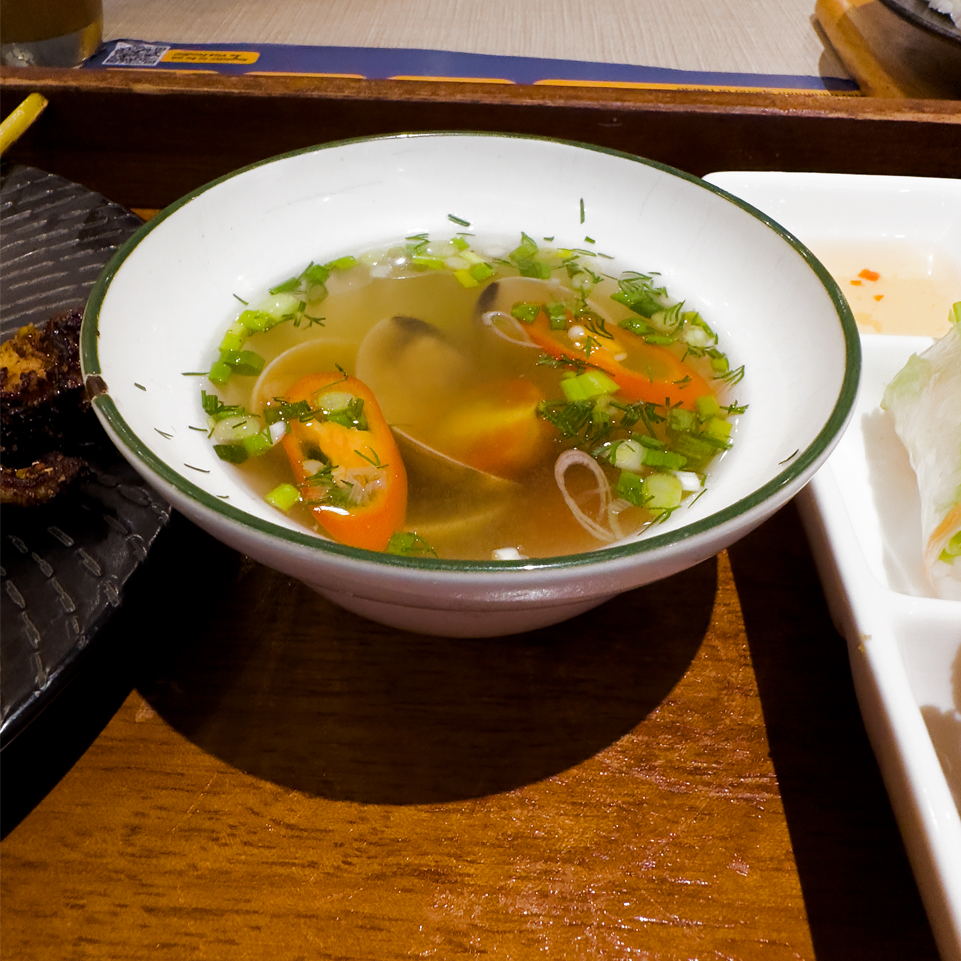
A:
[480,310,541,348]
[554,449,617,543]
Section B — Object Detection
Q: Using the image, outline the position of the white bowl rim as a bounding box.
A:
[81,130,860,574]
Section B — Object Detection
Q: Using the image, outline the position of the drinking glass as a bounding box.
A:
[1,0,102,67]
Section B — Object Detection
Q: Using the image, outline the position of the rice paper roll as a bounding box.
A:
[881,305,961,601]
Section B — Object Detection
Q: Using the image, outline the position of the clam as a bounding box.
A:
[355,315,518,506]
[251,338,357,415]
[474,275,620,353]
[475,275,571,318]
[355,315,472,430]
[474,276,569,349]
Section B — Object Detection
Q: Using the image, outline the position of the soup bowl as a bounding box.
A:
[82,133,859,637]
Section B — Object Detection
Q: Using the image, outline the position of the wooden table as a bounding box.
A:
[2,68,959,960]
[1,505,943,959]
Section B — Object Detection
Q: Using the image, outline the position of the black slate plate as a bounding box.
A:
[877,0,961,45]
[0,163,171,749]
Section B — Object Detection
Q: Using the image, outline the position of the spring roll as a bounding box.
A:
[881,303,961,600]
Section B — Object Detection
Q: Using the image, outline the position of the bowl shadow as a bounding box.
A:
[140,545,716,805]
[728,503,940,961]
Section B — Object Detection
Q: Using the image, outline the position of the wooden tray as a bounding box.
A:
[2,68,960,211]
[1,65,958,961]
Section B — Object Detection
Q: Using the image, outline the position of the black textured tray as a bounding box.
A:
[1,163,171,749]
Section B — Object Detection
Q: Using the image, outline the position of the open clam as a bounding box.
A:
[251,338,358,415]
[474,275,622,354]
[354,315,519,534]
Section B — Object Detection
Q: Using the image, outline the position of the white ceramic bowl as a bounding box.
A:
[81,133,859,637]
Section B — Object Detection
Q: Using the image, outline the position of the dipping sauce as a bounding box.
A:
[813,240,961,338]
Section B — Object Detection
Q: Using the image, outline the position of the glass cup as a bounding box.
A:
[1,0,103,68]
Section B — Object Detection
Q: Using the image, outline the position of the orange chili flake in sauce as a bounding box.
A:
[859,268,881,282]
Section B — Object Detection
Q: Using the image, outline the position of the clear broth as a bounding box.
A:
[212,249,737,561]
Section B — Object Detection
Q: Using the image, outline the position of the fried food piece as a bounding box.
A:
[1,308,95,505]
[0,452,89,507]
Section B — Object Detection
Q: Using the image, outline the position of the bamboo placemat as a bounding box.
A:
[101,0,852,86]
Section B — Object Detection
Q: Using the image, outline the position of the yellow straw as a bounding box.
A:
[0,93,49,156]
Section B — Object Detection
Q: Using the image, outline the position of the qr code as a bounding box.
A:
[101,41,171,68]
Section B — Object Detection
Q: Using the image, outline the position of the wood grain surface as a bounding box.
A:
[1,69,960,215]
[816,0,961,97]
[0,506,940,959]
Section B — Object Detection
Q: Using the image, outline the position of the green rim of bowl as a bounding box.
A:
[82,131,860,575]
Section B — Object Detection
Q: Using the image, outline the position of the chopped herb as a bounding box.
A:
[223,350,265,376]
[386,531,438,557]
[305,480,355,510]
[213,443,248,464]
[511,302,542,324]
[269,276,300,295]
[302,262,330,286]
[265,483,302,511]
[355,447,387,469]
[715,363,745,387]
[263,399,314,425]
[578,309,613,340]
[201,391,246,420]
[545,302,569,330]
[448,214,471,227]
[614,400,665,435]
[536,352,601,375]
[537,399,594,438]
[515,258,552,279]
[326,396,368,431]
[612,274,667,319]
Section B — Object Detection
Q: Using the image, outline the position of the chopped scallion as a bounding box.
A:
[510,302,542,324]
[213,443,248,463]
[560,369,619,402]
[265,483,302,511]
[386,531,438,557]
[303,263,330,286]
[454,269,480,288]
[269,276,300,295]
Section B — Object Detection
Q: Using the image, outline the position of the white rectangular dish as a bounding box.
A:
[703,171,961,961]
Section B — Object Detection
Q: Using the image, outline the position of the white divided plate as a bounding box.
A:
[703,171,961,961]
